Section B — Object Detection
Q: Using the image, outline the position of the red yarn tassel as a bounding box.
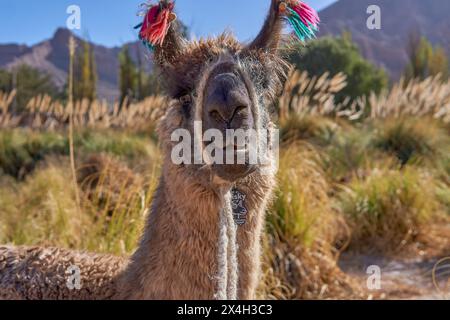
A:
[137,1,176,50]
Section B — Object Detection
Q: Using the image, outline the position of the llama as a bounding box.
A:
[0,0,318,300]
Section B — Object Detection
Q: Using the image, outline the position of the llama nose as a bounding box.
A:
[206,73,249,127]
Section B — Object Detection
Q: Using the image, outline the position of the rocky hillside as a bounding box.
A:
[0,28,149,102]
[318,0,450,79]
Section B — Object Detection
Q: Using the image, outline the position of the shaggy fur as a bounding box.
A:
[0,246,126,300]
[114,101,277,299]
[0,0,291,300]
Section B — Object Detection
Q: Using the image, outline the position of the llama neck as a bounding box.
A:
[118,158,274,300]
[118,161,232,299]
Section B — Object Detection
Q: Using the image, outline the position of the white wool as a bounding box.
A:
[216,190,239,300]
[225,191,238,300]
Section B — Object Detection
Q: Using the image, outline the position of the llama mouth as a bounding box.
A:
[223,144,247,153]
[212,163,257,182]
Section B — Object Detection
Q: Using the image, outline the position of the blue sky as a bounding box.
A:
[0,0,336,47]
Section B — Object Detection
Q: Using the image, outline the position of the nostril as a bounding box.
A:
[234,106,247,115]
[209,110,224,123]
[230,105,248,121]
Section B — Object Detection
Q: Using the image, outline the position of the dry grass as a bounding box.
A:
[0,155,159,256]
[1,93,167,132]
[339,166,446,254]
[0,71,449,300]
[369,76,450,122]
[260,144,364,299]
[279,71,450,123]
[371,117,449,166]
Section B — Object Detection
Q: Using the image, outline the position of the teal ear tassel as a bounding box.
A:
[279,1,320,43]
[286,7,316,41]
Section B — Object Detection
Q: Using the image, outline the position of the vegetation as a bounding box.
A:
[73,40,97,101]
[340,167,445,253]
[405,34,449,81]
[119,45,161,105]
[0,31,449,298]
[119,45,137,105]
[0,65,60,111]
[288,33,388,102]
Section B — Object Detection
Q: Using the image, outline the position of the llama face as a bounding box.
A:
[200,56,256,181]
[152,0,291,184]
[160,38,287,183]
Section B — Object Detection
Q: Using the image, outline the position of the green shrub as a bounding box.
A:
[280,115,340,146]
[0,130,67,178]
[288,33,388,103]
[0,129,157,178]
[268,144,334,246]
[372,118,448,166]
[339,167,443,253]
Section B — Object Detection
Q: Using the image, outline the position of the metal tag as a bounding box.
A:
[231,189,247,226]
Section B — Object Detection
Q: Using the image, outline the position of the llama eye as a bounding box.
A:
[180,94,192,105]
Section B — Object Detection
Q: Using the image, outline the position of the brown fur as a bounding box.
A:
[0,0,290,300]
[0,246,126,300]
[114,102,276,299]
[247,0,284,51]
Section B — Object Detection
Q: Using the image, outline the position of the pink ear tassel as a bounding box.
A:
[135,1,177,51]
[279,0,320,41]
[291,1,320,28]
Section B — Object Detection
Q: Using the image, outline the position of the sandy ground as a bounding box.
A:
[339,253,450,300]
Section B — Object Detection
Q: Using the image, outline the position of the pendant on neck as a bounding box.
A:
[231,188,248,226]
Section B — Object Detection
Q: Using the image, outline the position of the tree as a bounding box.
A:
[404,34,449,81]
[288,32,388,102]
[429,46,449,80]
[0,69,12,92]
[119,45,137,104]
[135,47,161,100]
[118,45,162,104]
[73,39,97,101]
[0,65,59,111]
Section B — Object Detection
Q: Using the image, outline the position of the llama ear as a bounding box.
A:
[247,0,320,52]
[136,0,185,65]
[247,0,283,52]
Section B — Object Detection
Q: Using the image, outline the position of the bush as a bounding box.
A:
[0,158,158,255]
[0,130,67,178]
[280,115,340,146]
[339,167,443,253]
[261,144,362,299]
[289,33,388,103]
[268,144,333,243]
[0,65,61,110]
[0,129,158,178]
[0,163,87,248]
[372,118,448,166]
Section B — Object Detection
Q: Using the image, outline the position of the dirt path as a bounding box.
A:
[339,253,450,300]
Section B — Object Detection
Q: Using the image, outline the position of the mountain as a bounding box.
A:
[1,0,449,97]
[318,0,450,79]
[0,28,150,102]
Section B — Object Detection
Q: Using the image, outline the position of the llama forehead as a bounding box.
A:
[180,34,243,65]
[165,34,281,93]
[167,35,241,88]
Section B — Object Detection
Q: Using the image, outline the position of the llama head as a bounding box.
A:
[141,0,318,185]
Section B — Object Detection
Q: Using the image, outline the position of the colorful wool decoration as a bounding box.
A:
[279,0,320,42]
[135,0,177,51]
